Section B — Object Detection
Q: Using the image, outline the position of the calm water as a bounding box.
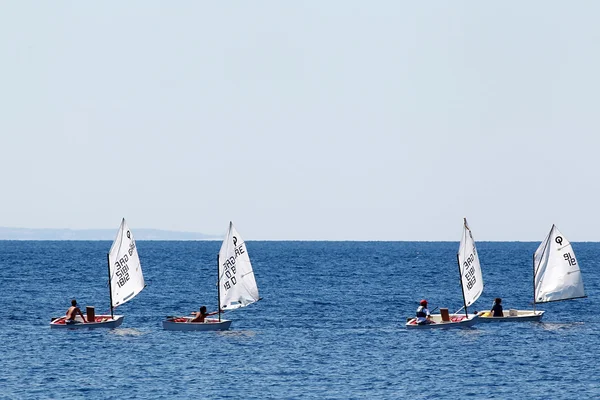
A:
[1,241,598,399]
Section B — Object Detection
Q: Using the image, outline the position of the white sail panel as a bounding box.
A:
[534,225,585,303]
[218,222,260,310]
[108,219,145,308]
[457,218,484,307]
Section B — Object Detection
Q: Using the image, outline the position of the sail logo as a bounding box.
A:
[114,254,131,288]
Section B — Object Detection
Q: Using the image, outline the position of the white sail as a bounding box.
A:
[108,218,145,308]
[534,225,585,303]
[218,222,260,310]
[457,218,484,307]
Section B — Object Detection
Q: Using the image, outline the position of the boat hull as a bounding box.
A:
[50,315,124,329]
[162,317,232,331]
[477,309,544,322]
[406,314,479,329]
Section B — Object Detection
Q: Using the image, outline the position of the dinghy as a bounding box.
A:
[405,313,479,329]
[407,218,482,329]
[50,218,145,329]
[478,224,585,322]
[163,222,260,331]
[477,309,542,322]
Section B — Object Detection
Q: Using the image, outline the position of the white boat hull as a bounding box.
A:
[406,313,479,329]
[50,315,124,329]
[162,317,232,331]
[477,309,544,322]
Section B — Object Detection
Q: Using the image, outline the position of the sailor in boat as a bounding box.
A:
[490,298,503,317]
[190,306,219,323]
[65,299,87,324]
[416,300,433,325]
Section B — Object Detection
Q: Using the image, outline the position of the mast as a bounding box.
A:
[217,253,221,322]
[532,225,552,311]
[107,253,114,319]
[532,252,536,312]
[457,253,468,317]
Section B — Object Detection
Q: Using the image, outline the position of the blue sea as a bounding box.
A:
[1,241,598,399]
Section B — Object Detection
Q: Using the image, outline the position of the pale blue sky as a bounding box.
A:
[1,2,599,240]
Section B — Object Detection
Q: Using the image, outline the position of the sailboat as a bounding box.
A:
[478,224,585,322]
[163,221,260,331]
[50,218,146,329]
[406,218,482,329]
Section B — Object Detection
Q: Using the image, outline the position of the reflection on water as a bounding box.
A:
[539,322,585,331]
[218,329,258,338]
[110,328,146,337]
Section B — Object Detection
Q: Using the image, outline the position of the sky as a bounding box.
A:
[1,1,599,241]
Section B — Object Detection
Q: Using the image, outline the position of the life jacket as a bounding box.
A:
[416,306,428,318]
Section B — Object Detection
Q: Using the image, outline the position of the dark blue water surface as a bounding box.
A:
[1,241,598,399]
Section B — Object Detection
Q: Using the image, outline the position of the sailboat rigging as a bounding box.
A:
[406,218,482,329]
[479,224,585,322]
[163,221,260,331]
[51,218,145,329]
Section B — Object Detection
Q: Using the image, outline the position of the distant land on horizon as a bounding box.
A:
[0,227,219,241]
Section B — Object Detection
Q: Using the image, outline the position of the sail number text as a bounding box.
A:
[463,251,477,290]
[221,245,245,290]
[113,240,136,288]
[563,252,577,266]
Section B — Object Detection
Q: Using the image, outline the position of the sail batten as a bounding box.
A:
[108,219,145,308]
[534,225,585,304]
[218,222,260,310]
[535,295,587,304]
